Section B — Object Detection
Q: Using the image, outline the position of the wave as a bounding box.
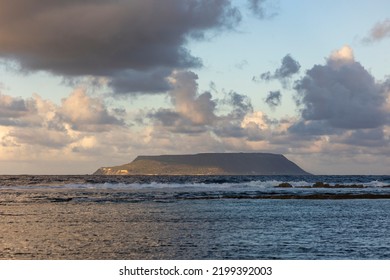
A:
[1,175,389,190]
[47,180,390,190]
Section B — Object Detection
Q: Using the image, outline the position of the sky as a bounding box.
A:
[0,0,390,175]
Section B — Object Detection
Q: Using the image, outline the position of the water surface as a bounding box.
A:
[1,175,389,259]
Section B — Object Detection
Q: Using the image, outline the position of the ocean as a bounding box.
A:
[1,175,389,260]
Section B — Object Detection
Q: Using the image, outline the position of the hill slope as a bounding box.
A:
[93,153,310,175]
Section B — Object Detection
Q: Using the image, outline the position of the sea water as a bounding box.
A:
[1,175,389,259]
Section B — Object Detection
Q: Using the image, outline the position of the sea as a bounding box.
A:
[1,174,389,260]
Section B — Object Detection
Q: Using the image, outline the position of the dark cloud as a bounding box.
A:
[0,94,30,119]
[150,110,208,134]
[109,68,173,94]
[0,0,241,94]
[265,90,281,108]
[294,46,388,130]
[258,71,272,81]
[276,55,301,79]
[288,120,338,137]
[226,91,253,119]
[149,109,181,127]
[257,54,300,87]
[0,93,45,128]
[342,128,389,148]
[8,128,73,148]
[363,18,390,43]
[213,123,245,138]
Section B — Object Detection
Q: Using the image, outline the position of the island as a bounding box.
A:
[93,153,310,175]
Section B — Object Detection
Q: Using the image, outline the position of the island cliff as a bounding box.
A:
[93,153,310,175]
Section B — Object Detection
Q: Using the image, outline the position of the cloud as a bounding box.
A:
[294,45,389,130]
[363,18,390,43]
[0,94,30,119]
[328,45,354,67]
[211,91,254,138]
[0,93,72,149]
[169,71,217,125]
[148,71,269,141]
[288,120,337,137]
[256,54,300,87]
[265,90,282,108]
[227,91,254,119]
[148,70,217,134]
[275,54,301,79]
[1,77,278,174]
[0,93,51,127]
[150,109,182,128]
[108,68,173,94]
[0,88,125,152]
[247,0,278,19]
[341,128,389,148]
[8,127,73,148]
[1,87,125,132]
[59,89,125,131]
[241,111,269,141]
[0,0,241,94]
[0,88,141,174]
[275,45,390,169]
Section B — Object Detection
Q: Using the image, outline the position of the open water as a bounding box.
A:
[1,175,389,259]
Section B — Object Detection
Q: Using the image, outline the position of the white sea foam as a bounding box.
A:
[364,180,389,187]
[50,180,329,190]
[1,176,388,190]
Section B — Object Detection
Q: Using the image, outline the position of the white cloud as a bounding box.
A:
[0,88,129,172]
[328,45,354,67]
[241,111,269,130]
[60,88,124,131]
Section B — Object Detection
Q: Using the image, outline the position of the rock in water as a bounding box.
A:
[93,153,310,175]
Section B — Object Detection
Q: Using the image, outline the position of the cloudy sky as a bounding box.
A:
[1,0,389,175]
